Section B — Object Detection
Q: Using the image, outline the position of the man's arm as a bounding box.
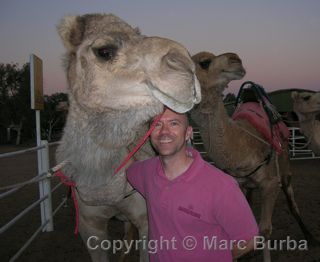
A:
[232,237,255,259]
[126,161,145,197]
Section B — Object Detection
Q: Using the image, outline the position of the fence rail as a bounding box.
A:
[0,140,65,262]
[288,127,319,160]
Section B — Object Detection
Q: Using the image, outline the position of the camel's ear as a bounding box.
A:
[57,15,85,52]
[291,91,300,100]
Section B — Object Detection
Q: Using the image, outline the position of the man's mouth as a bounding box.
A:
[159,139,173,144]
[159,136,174,144]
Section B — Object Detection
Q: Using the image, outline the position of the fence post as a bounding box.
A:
[38,140,54,231]
[291,128,296,157]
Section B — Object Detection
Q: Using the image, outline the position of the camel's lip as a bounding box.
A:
[145,78,201,113]
[150,86,194,113]
[222,69,246,77]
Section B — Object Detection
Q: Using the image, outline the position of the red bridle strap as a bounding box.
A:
[113,110,165,176]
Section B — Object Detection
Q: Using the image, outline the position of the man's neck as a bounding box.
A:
[160,150,194,180]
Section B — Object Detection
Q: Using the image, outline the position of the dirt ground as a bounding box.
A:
[0,144,320,262]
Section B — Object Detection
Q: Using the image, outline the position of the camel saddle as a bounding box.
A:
[232,81,290,154]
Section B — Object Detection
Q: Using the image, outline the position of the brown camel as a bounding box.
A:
[292,91,320,155]
[56,13,201,262]
[190,51,316,261]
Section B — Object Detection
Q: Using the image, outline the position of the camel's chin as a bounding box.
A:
[147,79,201,113]
[150,88,197,113]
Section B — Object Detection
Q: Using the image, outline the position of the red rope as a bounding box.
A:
[113,110,165,175]
[52,109,165,235]
[54,170,79,235]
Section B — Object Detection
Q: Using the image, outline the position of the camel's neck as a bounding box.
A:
[58,100,162,186]
[296,113,317,139]
[67,103,159,147]
[191,86,236,168]
[197,87,231,133]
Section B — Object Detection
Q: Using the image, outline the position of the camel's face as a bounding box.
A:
[58,14,201,114]
[192,52,246,92]
[292,91,320,115]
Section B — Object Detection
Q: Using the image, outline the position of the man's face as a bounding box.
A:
[150,109,192,158]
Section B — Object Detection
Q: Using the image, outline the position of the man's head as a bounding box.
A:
[150,108,192,158]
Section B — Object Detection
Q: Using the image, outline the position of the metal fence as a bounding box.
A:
[288,127,319,160]
[0,141,67,262]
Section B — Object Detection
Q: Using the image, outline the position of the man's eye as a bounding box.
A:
[93,45,118,61]
[170,121,179,126]
[155,122,162,128]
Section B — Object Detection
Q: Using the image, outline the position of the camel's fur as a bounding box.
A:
[190,51,316,261]
[292,91,320,155]
[56,13,200,262]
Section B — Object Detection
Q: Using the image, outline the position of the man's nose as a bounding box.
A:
[159,123,170,135]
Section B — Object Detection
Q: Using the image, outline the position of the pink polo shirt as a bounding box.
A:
[126,149,258,262]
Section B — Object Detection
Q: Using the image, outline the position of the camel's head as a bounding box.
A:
[192,51,246,94]
[292,91,320,116]
[57,13,201,114]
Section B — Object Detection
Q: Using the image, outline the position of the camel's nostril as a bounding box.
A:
[230,57,241,64]
[163,50,191,72]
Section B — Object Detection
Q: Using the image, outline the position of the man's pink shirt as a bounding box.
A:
[126,149,258,261]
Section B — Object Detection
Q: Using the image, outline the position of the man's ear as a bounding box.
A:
[186,126,193,141]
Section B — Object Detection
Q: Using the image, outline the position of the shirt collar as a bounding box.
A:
[156,148,205,183]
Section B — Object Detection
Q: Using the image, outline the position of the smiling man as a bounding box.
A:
[126,108,258,261]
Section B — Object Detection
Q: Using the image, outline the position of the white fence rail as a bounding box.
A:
[0,141,67,262]
[288,127,319,160]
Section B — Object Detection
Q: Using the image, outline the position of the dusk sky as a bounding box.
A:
[1,0,319,95]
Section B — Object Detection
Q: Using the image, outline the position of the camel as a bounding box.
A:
[190,51,316,261]
[55,13,201,262]
[292,91,320,155]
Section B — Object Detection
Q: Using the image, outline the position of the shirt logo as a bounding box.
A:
[178,206,201,219]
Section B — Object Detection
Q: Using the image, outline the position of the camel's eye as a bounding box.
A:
[93,45,118,61]
[199,59,211,70]
[302,96,311,101]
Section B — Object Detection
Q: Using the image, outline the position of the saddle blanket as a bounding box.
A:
[232,102,290,154]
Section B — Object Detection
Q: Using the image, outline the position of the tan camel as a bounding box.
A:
[56,13,201,262]
[190,51,316,261]
[292,91,320,155]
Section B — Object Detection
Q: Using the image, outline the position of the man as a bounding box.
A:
[126,108,258,261]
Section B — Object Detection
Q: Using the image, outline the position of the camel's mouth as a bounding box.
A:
[222,69,246,78]
[146,77,201,113]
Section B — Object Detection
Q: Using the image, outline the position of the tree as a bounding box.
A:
[0,63,34,144]
[41,93,68,141]
[0,62,69,144]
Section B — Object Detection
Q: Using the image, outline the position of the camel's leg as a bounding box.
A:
[118,222,137,262]
[118,191,149,262]
[278,153,319,246]
[78,196,117,262]
[259,175,279,239]
[258,171,280,262]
